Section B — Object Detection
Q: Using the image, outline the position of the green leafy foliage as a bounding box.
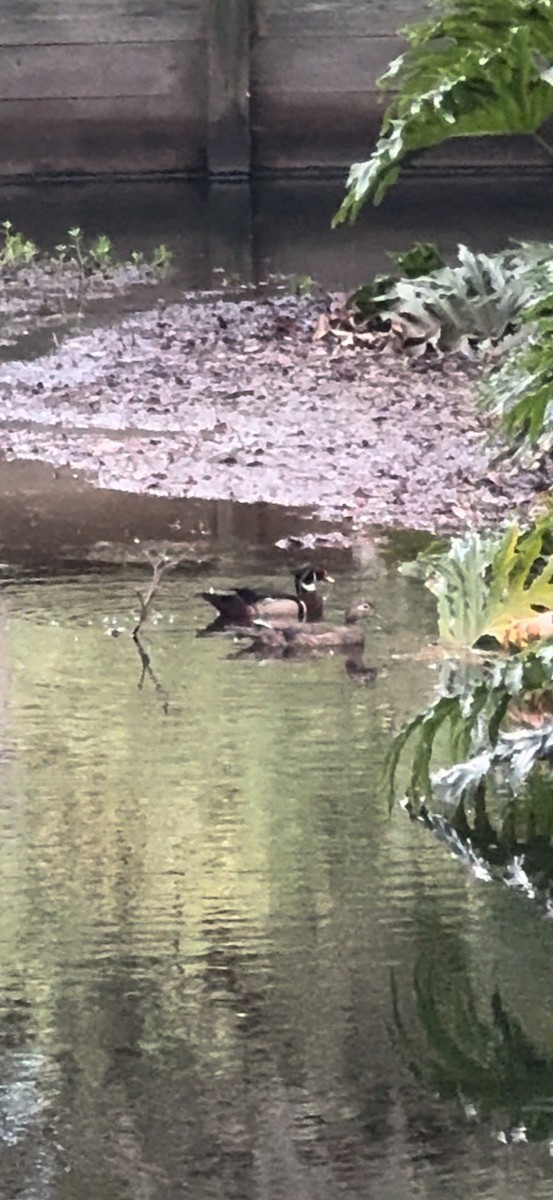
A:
[390,521,553,820]
[400,518,553,647]
[0,219,37,265]
[390,244,536,349]
[333,0,553,220]
[481,287,553,462]
[151,243,174,274]
[347,242,444,321]
[388,240,446,276]
[385,665,509,803]
[52,228,172,278]
[386,643,553,805]
[434,714,553,803]
[346,240,553,352]
[89,233,113,271]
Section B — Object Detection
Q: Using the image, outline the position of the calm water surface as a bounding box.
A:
[1,175,553,291]
[0,547,553,1198]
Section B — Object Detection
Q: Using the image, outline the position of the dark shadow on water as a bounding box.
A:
[0,458,357,573]
[0,173,552,293]
[392,935,553,1143]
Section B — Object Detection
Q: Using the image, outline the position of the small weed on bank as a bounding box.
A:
[0,219,37,266]
[51,225,173,280]
[0,219,174,282]
[0,220,175,337]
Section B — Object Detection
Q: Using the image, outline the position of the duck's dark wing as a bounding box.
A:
[200,586,301,624]
[199,589,254,621]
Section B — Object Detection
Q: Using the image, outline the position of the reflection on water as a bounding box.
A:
[1,174,553,292]
[1,556,553,1197]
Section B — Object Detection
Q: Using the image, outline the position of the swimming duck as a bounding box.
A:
[233,599,374,655]
[200,565,334,626]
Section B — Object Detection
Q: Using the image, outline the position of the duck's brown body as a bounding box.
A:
[233,600,374,655]
[200,566,333,627]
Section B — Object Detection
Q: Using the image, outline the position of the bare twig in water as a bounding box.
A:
[133,552,184,636]
[130,550,188,714]
[133,631,170,715]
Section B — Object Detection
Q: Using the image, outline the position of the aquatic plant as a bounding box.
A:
[334,0,553,219]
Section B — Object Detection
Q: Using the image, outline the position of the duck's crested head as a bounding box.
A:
[293,564,335,592]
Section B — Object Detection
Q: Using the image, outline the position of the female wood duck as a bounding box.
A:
[233,599,374,654]
[200,565,334,626]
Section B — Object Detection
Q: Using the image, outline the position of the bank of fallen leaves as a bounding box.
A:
[0,289,544,533]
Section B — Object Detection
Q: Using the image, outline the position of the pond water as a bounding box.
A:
[1,173,553,292]
[2,528,553,1198]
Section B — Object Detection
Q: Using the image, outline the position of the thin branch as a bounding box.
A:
[129,550,188,713]
[132,552,185,636]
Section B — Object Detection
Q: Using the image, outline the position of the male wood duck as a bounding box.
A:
[200,565,334,626]
[232,599,374,655]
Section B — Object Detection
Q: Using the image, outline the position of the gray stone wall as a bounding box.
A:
[0,0,546,178]
[0,0,205,176]
[254,0,422,166]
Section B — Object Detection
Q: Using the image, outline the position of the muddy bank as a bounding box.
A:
[0,289,539,533]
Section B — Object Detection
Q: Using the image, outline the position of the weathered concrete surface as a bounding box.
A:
[207,0,251,175]
[0,287,541,535]
[0,0,552,177]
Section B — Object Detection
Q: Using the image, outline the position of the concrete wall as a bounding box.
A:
[0,0,205,176]
[253,0,422,169]
[0,0,548,179]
